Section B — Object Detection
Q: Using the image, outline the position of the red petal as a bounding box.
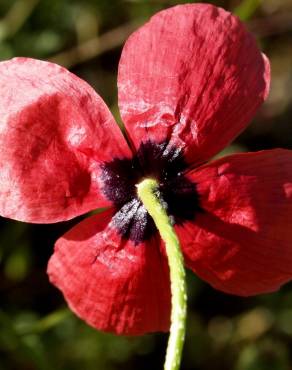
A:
[0,58,131,223]
[118,4,270,164]
[177,150,292,296]
[47,210,171,335]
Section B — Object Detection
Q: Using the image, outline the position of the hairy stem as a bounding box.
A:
[137,178,187,370]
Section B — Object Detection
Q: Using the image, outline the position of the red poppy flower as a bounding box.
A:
[0,4,291,336]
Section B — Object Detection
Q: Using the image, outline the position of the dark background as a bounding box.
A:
[0,0,292,369]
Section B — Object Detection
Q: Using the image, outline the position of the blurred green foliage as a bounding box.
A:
[1,0,292,369]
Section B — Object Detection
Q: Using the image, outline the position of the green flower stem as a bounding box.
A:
[18,308,71,336]
[137,178,187,370]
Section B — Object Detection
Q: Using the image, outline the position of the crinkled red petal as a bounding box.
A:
[177,149,292,296]
[0,58,131,223]
[47,210,171,335]
[118,4,270,164]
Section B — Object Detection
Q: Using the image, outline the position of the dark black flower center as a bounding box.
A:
[101,140,201,244]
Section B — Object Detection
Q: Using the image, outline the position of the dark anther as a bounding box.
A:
[101,140,201,244]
